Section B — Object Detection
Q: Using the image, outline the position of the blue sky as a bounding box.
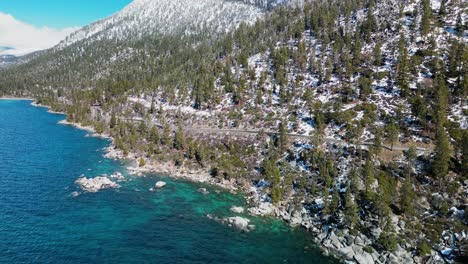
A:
[0,0,132,29]
[0,0,133,56]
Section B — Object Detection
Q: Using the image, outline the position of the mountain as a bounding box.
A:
[57,0,263,49]
[0,55,16,68]
[0,0,271,89]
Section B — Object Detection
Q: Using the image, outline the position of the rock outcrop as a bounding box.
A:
[248,202,275,216]
[75,176,120,193]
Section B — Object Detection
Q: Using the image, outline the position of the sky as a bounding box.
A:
[0,0,132,56]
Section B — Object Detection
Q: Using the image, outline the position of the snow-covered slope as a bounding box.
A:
[57,0,263,49]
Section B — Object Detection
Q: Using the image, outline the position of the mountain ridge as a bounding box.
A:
[56,0,265,50]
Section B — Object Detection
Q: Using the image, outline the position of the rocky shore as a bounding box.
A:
[29,100,454,264]
[75,176,121,193]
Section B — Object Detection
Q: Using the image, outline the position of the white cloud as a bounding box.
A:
[0,12,79,56]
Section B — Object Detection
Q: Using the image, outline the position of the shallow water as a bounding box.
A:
[0,100,338,264]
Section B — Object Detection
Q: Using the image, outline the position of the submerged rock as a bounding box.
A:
[224,216,254,232]
[230,206,245,214]
[155,181,167,188]
[110,172,125,181]
[198,188,209,195]
[75,176,120,193]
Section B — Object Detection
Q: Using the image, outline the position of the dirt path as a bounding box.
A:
[180,126,432,153]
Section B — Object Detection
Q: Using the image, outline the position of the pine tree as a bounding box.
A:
[352,28,362,67]
[461,131,468,179]
[149,126,160,145]
[264,157,282,203]
[372,126,383,154]
[461,45,468,97]
[379,218,398,251]
[139,158,146,167]
[344,188,359,228]
[396,34,409,97]
[455,13,463,36]
[110,112,117,129]
[161,124,171,146]
[400,176,415,215]
[434,75,449,126]
[173,124,185,150]
[278,121,289,152]
[330,187,340,213]
[411,89,426,122]
[359,76,372,99]
[421,0,432,36]
[149,96,155,114]
[373,42,382,66]
[362,3,377,41]
[404,145,417,176]
[438,0,446,16]
[350,169,359,194]
[386,119,399,151]
[447,40,460,78]
[363,158,375,199]
[433,125,450,184]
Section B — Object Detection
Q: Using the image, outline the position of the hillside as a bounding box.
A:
[0,0,265,91]
[1,0,467,263]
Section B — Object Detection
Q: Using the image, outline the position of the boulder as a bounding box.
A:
[354,250,374,264]
[75,176,120,193]
[394,245,406,257]
[301,221,312,230]
[344,235,355,246]
[355,236,366,246]
[329,232,343,249]
[155,181,167,188]
[110,172,125,181]
[387,253,400,264]
[198,188,209,195]
[230,206,245,214]
[431,193,445,210]
[289,211,302,226]
[280,210,290,221]
[225,216,253,232]
[337,246,355,261]
[370,227,382,238]
[248,202,274,216]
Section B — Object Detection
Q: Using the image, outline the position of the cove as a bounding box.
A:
[0,100,338,264]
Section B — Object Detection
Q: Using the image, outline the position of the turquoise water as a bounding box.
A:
[0,100,337,264]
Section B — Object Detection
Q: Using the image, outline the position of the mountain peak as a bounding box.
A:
[57,0,263,49]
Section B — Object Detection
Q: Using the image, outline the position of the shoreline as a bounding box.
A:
[0,97,34,101]
[31,101,239,191]
[29,100,423,264]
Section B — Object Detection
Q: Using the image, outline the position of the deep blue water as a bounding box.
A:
[0,100,337,264]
